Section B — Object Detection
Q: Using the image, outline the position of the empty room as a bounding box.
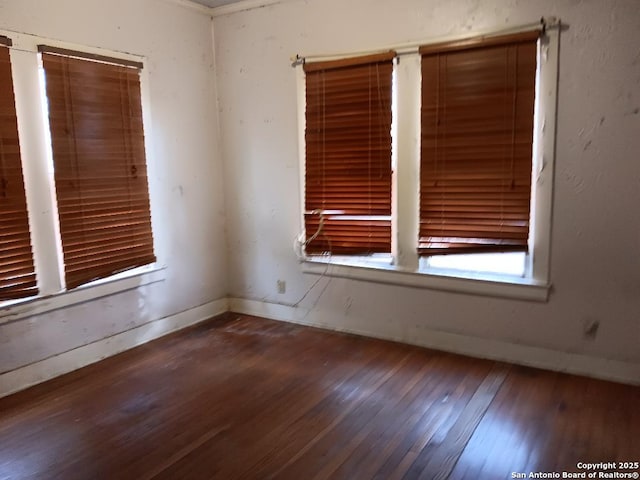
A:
[0,0,639,478]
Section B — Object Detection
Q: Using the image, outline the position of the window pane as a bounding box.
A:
[0,44,38,300]
[41,52,155,290]
[424,251,526,276]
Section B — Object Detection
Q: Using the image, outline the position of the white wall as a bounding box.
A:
[214,0,640,380]
[0,0,228,380]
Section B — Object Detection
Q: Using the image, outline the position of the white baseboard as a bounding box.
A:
[229,297,640,386]
[0,298,229,398]
[3,295,637,399]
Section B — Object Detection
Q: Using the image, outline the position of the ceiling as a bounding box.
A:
[188,0,248,8]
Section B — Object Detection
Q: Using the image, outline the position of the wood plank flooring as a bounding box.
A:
[0,313,638,480]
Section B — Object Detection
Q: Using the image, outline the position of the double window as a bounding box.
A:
[0,34,155,304]
[299,24,559,297]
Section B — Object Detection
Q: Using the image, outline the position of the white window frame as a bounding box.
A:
[0,29,165,324]
[297,21,559,302]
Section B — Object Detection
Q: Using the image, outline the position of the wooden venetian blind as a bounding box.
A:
[419,31,539,256]
[0,40,38,300]
[304,52,394,255]
[40,47,155,289]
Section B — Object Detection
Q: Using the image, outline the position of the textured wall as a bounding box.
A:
[214,0,640,368]
[0,0,227,373]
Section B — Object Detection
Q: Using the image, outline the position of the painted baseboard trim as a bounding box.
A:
[0,298,229,398]
[4,295,637,398]
[229,297,640,386]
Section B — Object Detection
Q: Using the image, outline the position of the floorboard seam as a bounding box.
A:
[413,364,510,480]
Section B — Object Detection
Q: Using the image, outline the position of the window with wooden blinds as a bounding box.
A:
[419,31,539,256]
[0,42,39,300]
[304,52,394,255]
[40,48,155,289]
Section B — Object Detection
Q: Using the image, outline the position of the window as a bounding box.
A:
[298,21,559,301]
[0,37,38,300]
[303,52,394,255]
[39,46,155,290]
[0,32,158,311]
[418,31,538,257]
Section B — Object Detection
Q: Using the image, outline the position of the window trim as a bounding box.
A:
[0,28,165,312]
[302,257,549,301]
[296,21,559,302]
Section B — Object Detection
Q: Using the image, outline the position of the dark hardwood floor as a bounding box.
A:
[1,314,638,480]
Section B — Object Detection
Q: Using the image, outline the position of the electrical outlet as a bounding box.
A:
[277,280,286,294]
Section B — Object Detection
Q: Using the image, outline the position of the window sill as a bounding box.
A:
[0,265,166,325]
[301,257,550,302]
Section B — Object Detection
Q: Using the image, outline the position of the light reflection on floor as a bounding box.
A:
[449,403,540,479]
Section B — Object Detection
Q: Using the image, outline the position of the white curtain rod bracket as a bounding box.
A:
[290,54,304,68]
